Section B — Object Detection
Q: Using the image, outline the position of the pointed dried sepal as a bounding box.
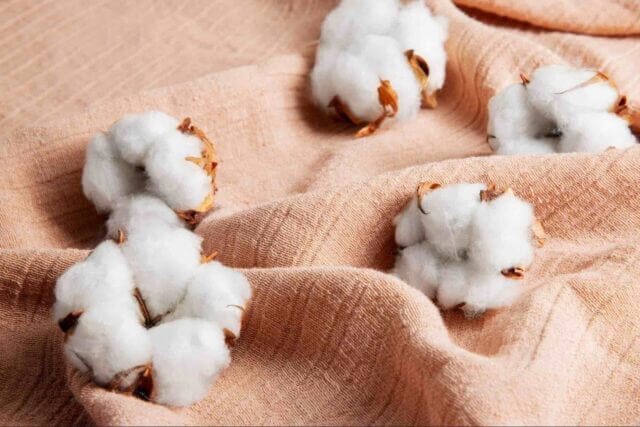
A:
[532,219,546,248]
[200,250,219,264]
[58,310,83,334]
[116,229,126,245]
[614,96,640,137]
[108,364,151,393]
[177,116,218,214]
[176,193,214,227]
[421,91,438,109]
[520,73,530,85]
[416,181,441,214]
[479,184,512,202]
[501,267,525,279]
[328,96,363,125]
[134,288,157,328]
[355,79,399,138]
[132,365,154,402]
[556,70,614,95]
[223,328,237,348]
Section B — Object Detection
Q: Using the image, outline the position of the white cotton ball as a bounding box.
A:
[391,0,448,94]
[393,195,425,248]
[320,0,400,47]
[145,129,212,211]
[419,183,486,260]
[149,318,230,407]
[526,64,619,117]
[392,241,440,298]
[81,132,145,213]
[109,111,179,165]
[121,222,202,319]
[435,262,469,310]
[559,111,636,153]
[487,83,559,155]
[469,192,535,272]
[64,305,152,387]
[463,269,524,316]
[310,45,341,114]
[106,193,184,240]
[53,240,137,323]
[165,262,252,338]
[347,35,421,121]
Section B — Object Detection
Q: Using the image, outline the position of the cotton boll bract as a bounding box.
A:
[109,111,179,165]
[148,318,230,407]
[120,222,203,319]
[145,129,212,212]
[165,262,252,339]
[82,133,145,213]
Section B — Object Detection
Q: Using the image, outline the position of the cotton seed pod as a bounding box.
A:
[393,182,544,317]
[311,0,447,137]
[487,64,638,155]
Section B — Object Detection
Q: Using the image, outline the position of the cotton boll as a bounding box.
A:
[469,193,535,273]
[149,318,230,407]
[559,111,636,153]
[64,305,152,387]
[53,240,137,323]
[526,65,619,117]
[393,196,425,248]
[166,262,251,339]
[145,129,212,212]
[487,83,559,155]
[109,111,179,165]
[391,0,448,95]
[121,222,203,319]
[392,242,440,298]
[81,132,144,213]
[320,0,400,47]
[463,270,524,317]
[106,193,184,239]
[419,183,486,260]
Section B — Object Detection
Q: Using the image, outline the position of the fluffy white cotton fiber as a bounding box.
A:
[149,318,231,407]
[393,183,541,317]
[55,111,251,407]
[82,111,215,214]
[311,0,448,136]
[487,64,637,155]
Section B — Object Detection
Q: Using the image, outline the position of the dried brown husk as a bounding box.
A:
[356,79,399,138]
[614,95,640,137]
[200,250,219,264]
[134,288,159,328]
[58,310,83,336]
[176,117,218,225]
[501,266,525,279]
[479,184,513,202]
[415,181,441,214]
[405,49,437,109]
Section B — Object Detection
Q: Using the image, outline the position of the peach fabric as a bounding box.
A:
[1,0,640,425]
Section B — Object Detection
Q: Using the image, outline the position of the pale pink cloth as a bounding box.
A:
[1,0,640,425]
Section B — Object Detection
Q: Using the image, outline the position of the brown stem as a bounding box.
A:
[134,288,157,328]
